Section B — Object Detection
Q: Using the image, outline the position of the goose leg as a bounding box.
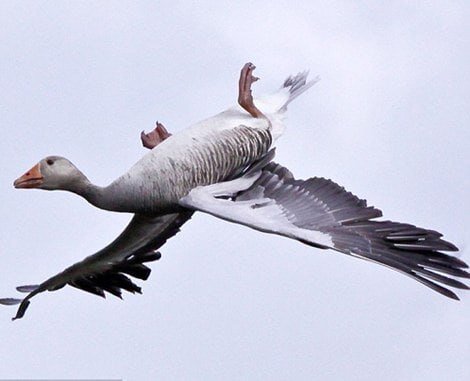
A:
[140,121,172,149]
[238,62,265,118]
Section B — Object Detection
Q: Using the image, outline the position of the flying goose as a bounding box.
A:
[1,63,468,320]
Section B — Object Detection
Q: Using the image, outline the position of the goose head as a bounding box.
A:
[14,156,87,191]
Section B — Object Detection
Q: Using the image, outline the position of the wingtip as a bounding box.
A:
[16,285,39,293]
[439,239,459,252]
[448,292,460,301]
[11,299,30,321]
[0,298,22,306]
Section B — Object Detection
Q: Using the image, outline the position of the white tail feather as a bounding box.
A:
[255,72,320,116]
[254,71,319,142]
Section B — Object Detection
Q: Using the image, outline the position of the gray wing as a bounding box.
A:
[0,211,193,320]
[180,162,469,300]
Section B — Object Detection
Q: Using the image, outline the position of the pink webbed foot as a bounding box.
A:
[141,122,172,149]
[238,62,265,118]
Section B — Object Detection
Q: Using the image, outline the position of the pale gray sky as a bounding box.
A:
[1,1,469,380]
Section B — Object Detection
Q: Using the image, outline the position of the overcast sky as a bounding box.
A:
[1,1,469,380]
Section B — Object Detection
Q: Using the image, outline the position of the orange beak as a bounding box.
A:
[13,163,44,189]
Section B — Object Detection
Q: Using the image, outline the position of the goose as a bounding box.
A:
[1,63,468,320]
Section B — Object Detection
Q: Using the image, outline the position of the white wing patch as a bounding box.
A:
[180,174,333,247]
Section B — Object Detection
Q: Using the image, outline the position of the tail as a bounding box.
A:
[255,71,320,116]
[254,71,319,142]
[280,72,320,112]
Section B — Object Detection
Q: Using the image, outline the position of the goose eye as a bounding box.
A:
[46,159,54,166]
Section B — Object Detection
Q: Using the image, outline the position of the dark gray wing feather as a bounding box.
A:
[237,163,468,298]
[0,211,193,320]
[231,163,468,299]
